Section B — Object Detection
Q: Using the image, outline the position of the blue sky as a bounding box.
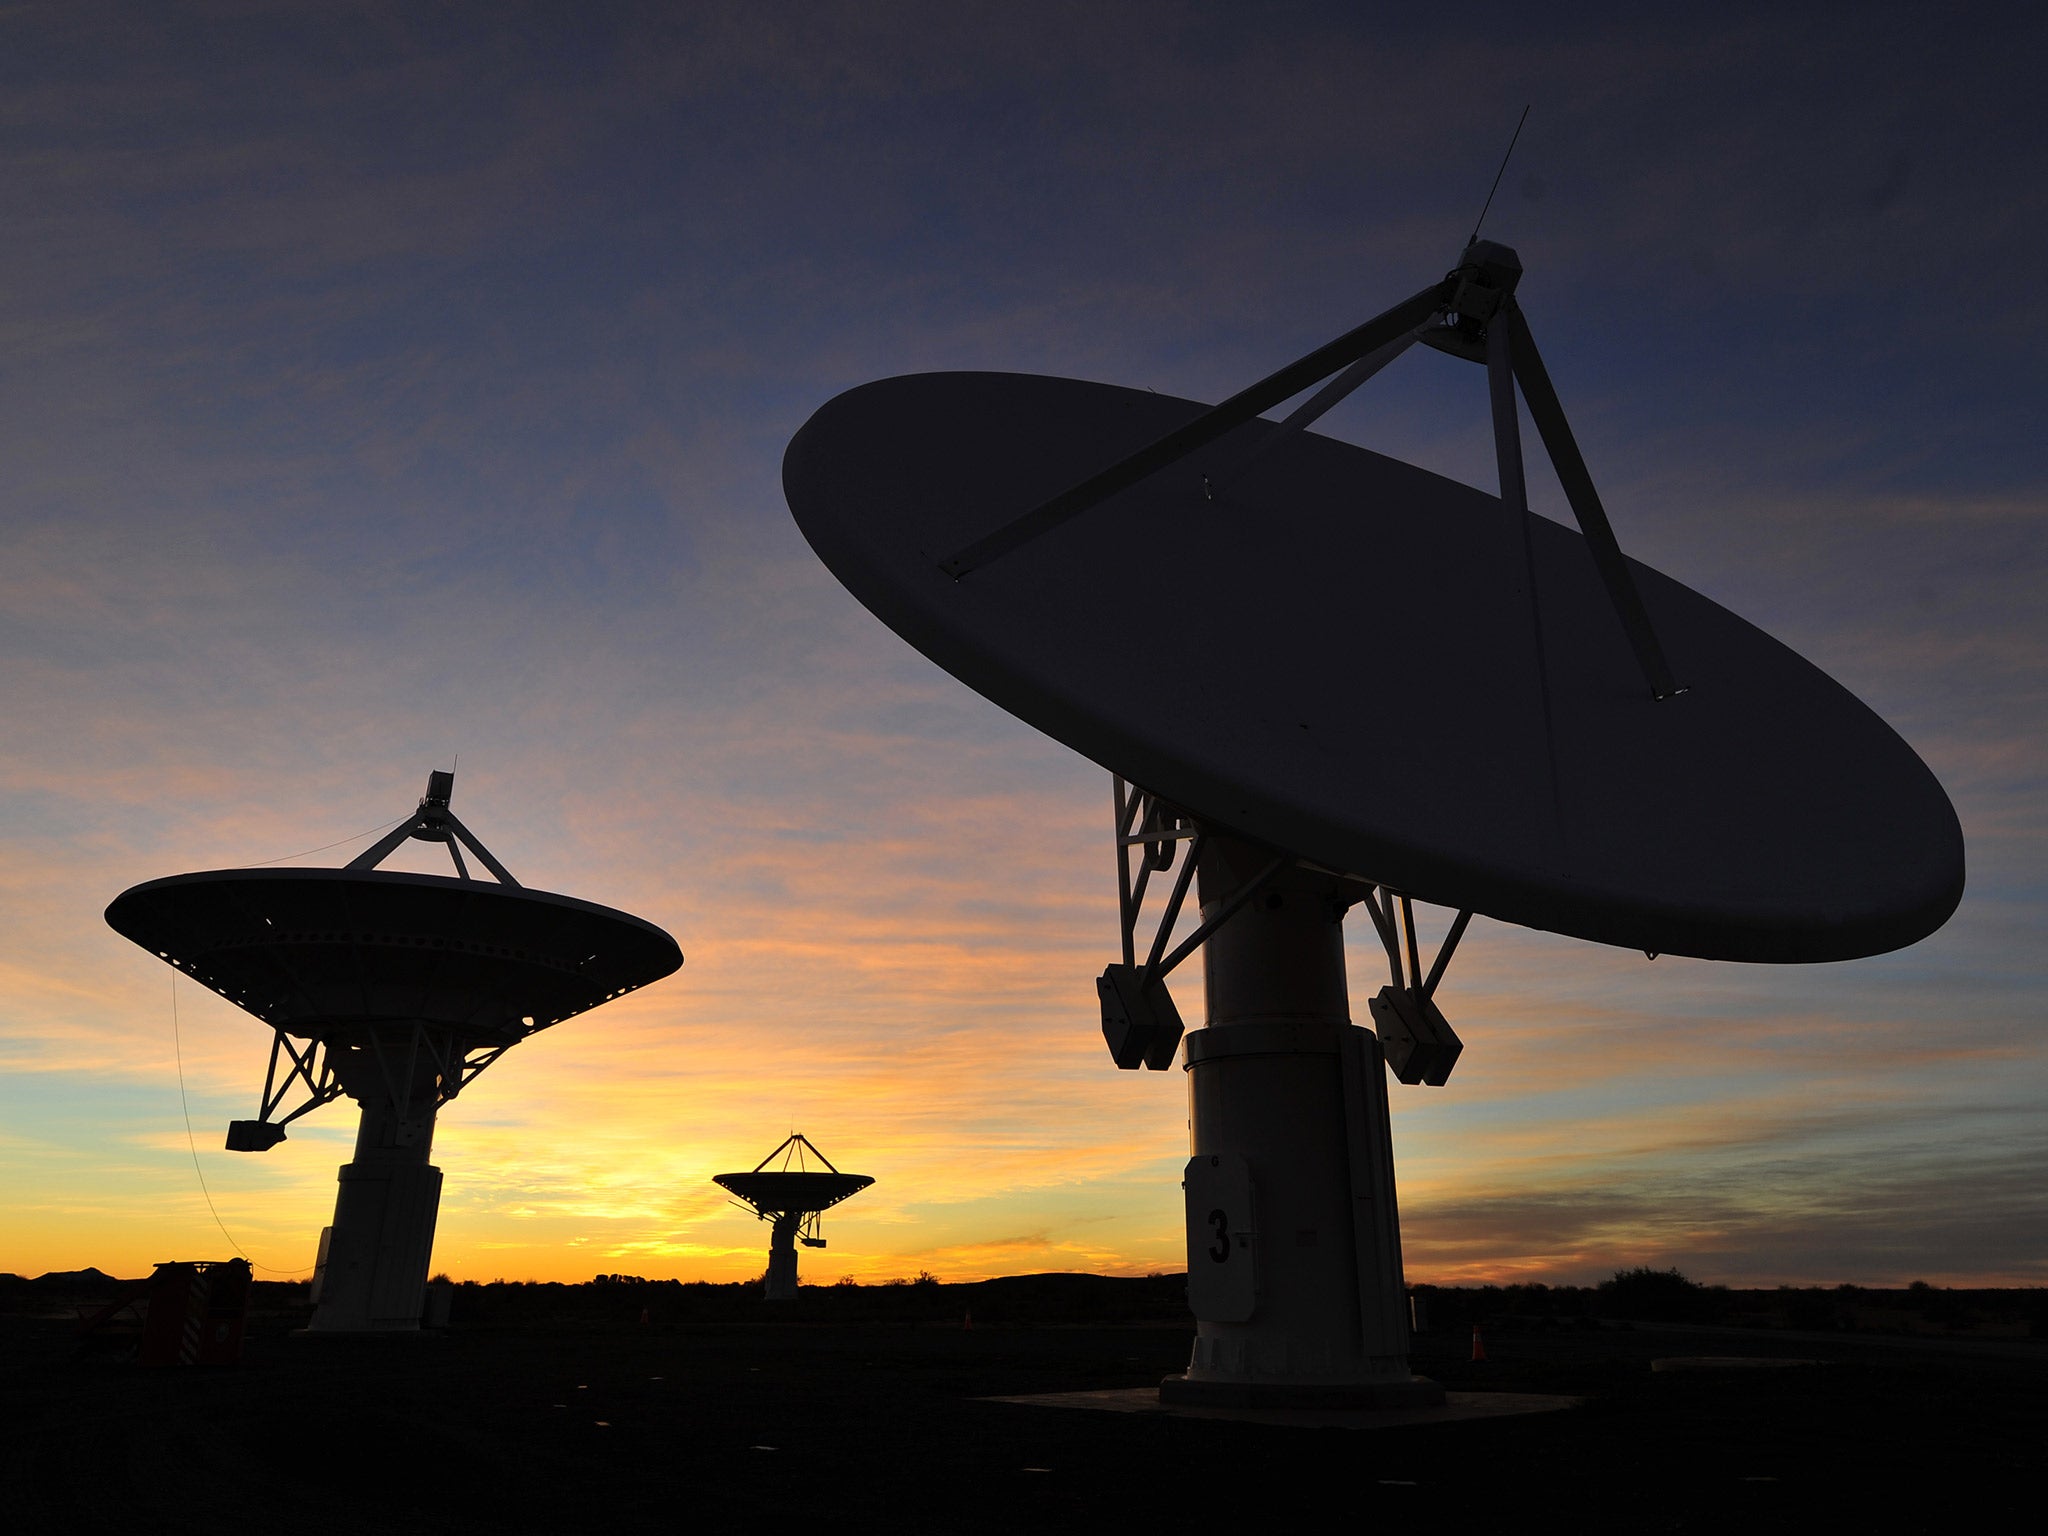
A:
[1,1,2042,1284]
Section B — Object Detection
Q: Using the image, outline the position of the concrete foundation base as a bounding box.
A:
[1160,1371,1445,1409]
[984,1385,1578,1430]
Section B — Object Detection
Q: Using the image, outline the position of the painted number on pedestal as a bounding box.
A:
[1183,1153,1257,1322]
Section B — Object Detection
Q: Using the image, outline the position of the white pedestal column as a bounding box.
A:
[1161,836,1440,1407]
[763,1215,802,1300]
[307,1094,443,1333]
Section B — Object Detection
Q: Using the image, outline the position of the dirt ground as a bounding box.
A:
[5,1301,2041,1533]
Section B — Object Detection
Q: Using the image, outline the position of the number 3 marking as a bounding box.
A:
[1208,1208,1230,1263]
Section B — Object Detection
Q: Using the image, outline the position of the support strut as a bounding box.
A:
[940,280,1454,577]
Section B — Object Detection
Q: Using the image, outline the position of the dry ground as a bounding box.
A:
[5,1296,2040,1533]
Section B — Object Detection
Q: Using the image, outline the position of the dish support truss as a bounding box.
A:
[343,768,522,885]
[750,1130,847,1176]
[226,1017,523,1153]
[1100,776,1470,1088]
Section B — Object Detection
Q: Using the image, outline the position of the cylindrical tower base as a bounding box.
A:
[764,1215,802,1301]
[307,1097,443,1333]
[1162,838,1440,1408]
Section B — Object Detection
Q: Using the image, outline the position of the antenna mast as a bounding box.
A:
[1470,104,1531,244]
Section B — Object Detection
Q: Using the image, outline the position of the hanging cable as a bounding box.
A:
[170,971,310,1277]
[242,813,409,868]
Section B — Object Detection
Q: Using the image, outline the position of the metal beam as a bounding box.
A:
[1141,832,1207,982]
[1146,852,1290,984]
[1489,305,1567,857]
[344,819,418,871]
[444,812,521,887]
[1419,910,1473,1001]
[1114,777,1138,968]
[1202,328,1424,500]
[1506,298,1685,701]
[939,279,1454,577]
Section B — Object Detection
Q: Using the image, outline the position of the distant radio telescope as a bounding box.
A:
[715,1134,874,1299]
[106,770,683,1332]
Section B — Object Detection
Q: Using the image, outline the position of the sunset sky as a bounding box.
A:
[3,2,2043,1289]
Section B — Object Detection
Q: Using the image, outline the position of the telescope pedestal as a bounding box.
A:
[1162,838,1441,1407]
[764,1214,802,1300]
[308,1096,443,1333]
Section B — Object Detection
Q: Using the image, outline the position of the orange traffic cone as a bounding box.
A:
[1471,1324,1486,1362]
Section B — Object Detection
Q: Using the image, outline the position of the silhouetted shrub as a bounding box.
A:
[1598,1266,1725,1323]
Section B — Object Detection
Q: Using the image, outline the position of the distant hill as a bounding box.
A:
[29,1268,123,1289]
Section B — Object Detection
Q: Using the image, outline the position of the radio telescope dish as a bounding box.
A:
[714,1134,873,1300]
[106,770,683,1332]
[783,358,1959,967]
[785,240,1963,1406]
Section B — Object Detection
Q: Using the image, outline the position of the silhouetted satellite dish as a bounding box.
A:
[785,240,1963,1407]
[714,1134,873,1300]
[106,770,683,1332]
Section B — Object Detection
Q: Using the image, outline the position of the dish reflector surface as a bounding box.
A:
[105,868,683,1042]
[713,1171,875,1215]
[785,371,1962,963]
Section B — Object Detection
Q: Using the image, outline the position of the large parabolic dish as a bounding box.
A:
[106,771,683,1332]
[785,371,1962,965]
[107,867,682,1042]
[784,239,1964,1410]
[713,1171,874,1215]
